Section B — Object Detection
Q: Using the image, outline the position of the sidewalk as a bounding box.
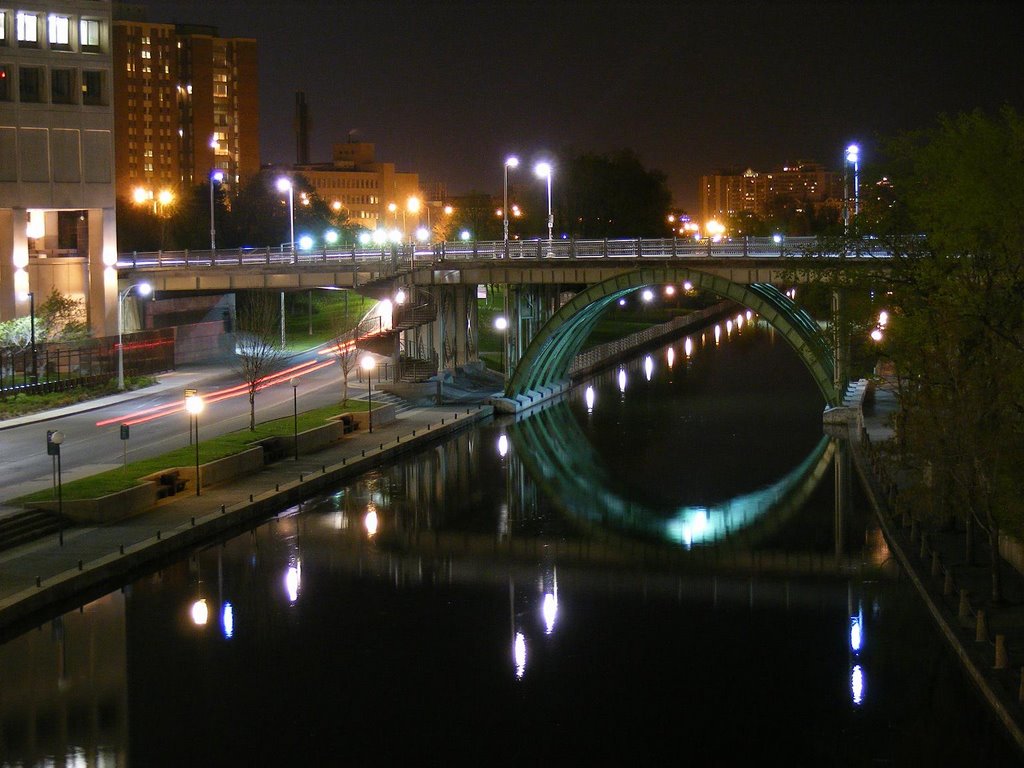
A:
[854,384,1024,757]
[0,400,494,639]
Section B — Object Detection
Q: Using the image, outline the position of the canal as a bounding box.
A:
[1,316,1021,766]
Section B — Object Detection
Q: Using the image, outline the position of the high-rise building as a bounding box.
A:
[700,162,844,224]
[0,1,119,335]
[112,12,258,203]
[295,141,421,233]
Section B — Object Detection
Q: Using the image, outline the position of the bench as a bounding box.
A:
[341,414,357,434]
[156,470,188,499]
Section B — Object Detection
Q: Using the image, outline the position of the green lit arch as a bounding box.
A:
[505,267,838,406]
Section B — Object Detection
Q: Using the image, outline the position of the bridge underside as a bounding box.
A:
[504,267,839,407]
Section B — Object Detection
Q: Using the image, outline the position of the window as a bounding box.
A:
[17,12,38,45]
[51,68,76,103]
[82,70,105,105]
[80,18,100,50]
[0,65,9,100]
[19,66,44,102]
[48,14,70,47]
[0,11,6,44]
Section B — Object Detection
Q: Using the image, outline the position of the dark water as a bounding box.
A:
[2,318,1021,766]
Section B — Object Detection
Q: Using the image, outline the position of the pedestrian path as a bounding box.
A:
[0,401,494,639]
[853,384,1024,757]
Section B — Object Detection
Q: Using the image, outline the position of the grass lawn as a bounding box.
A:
[0,376,156,421]
[15,398,370,504]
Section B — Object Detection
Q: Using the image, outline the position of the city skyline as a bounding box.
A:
[133,1,1020,212]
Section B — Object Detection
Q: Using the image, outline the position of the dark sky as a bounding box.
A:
[135,0,1021,212]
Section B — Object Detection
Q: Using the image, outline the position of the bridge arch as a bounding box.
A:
[505,267,839,406]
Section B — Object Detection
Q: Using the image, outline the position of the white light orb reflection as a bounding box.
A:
[585,385,596,412]
[666,347,675,368]
[684,337,693,358]
[190,598,209,626]
[617,368,627,393]
[644,355,654,381]
[513,632,527,679]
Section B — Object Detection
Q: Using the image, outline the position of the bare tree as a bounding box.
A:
[234,292,287,430]
[328,320,359,404]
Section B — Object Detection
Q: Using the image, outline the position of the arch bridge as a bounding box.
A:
[117,236,889,411]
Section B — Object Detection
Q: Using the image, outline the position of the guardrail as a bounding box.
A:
[117,236,892,270]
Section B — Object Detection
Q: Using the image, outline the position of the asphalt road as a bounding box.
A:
[0,343,374,504]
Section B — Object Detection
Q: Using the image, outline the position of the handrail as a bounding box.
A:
[117,236,893,270]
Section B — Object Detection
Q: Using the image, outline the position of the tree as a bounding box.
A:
[37,288,87,342]
[878,106,1024,602]
[234,291,288,430]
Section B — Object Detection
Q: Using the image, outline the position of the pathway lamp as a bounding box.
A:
[291,377,299,460]
[534,161,553,252]
[415,227,430,243]
[494,316,509,381]
[117,282,152,390]
[185,393,204,495]
[361,355,376,433]
[325,229,339,246]
[844,143,860,233]
[298,234,314,251]
[503,156,519,245]
[460,230,472,242]
[50,430,65,545]
[209,170,224,250]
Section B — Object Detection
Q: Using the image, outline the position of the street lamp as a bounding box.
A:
[534,162,553,251]
[844,143,860,232]
[50,430,65,545]
[276,177,295,252]
[185,393,204,496]
[503,156,519,245]
[291,377,299,460]
[209,170,224,250]
[361,355,376,433]
[117,282,152,390]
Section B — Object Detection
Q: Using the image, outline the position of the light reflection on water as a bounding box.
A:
[0,321,1019,765]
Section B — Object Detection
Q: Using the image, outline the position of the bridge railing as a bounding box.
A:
[117,236,892,271]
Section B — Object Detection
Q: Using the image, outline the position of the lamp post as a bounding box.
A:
[117,282,152,390]
[844,143,860,233]
[209,170,224,250]
[50,430,65,545]
[277,177,295,252]
[503,156,519,246]
[494,315,509,383]
[534,162,553,254]
[185,393,204,495]
[361,355,376,433]
[291,377,299,460]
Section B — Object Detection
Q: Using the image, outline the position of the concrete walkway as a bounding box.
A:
[853,384,1024,758]
[0,398,494,639]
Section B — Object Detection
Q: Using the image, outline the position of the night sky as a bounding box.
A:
[135,1,1021,212]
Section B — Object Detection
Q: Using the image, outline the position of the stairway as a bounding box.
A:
[0,509,63,553]
[367,390,415,415]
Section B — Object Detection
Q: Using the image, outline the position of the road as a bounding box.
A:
[0,342,374,504]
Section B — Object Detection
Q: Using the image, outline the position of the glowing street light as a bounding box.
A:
[185,393,204,495]
[276,177,295,251]
[361,355,376,433]
[209,170,224,250]
[494,315,509,381]
[844,143,860,232]
[503,156,519,245]
[534,161,553,248]
[117,282,152,390]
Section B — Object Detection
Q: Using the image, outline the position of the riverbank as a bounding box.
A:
[0,403,493,640]
[851,385,1024,758]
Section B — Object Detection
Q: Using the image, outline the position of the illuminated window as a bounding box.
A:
[0,11,6,44]
[0,65,9,100]
[80,18,100,50]
[48,14,70,47]
[16,12,38,45]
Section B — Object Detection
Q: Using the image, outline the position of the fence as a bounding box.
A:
[0,328,175,396]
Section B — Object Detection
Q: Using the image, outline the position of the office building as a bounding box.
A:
[0,1,119,335]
